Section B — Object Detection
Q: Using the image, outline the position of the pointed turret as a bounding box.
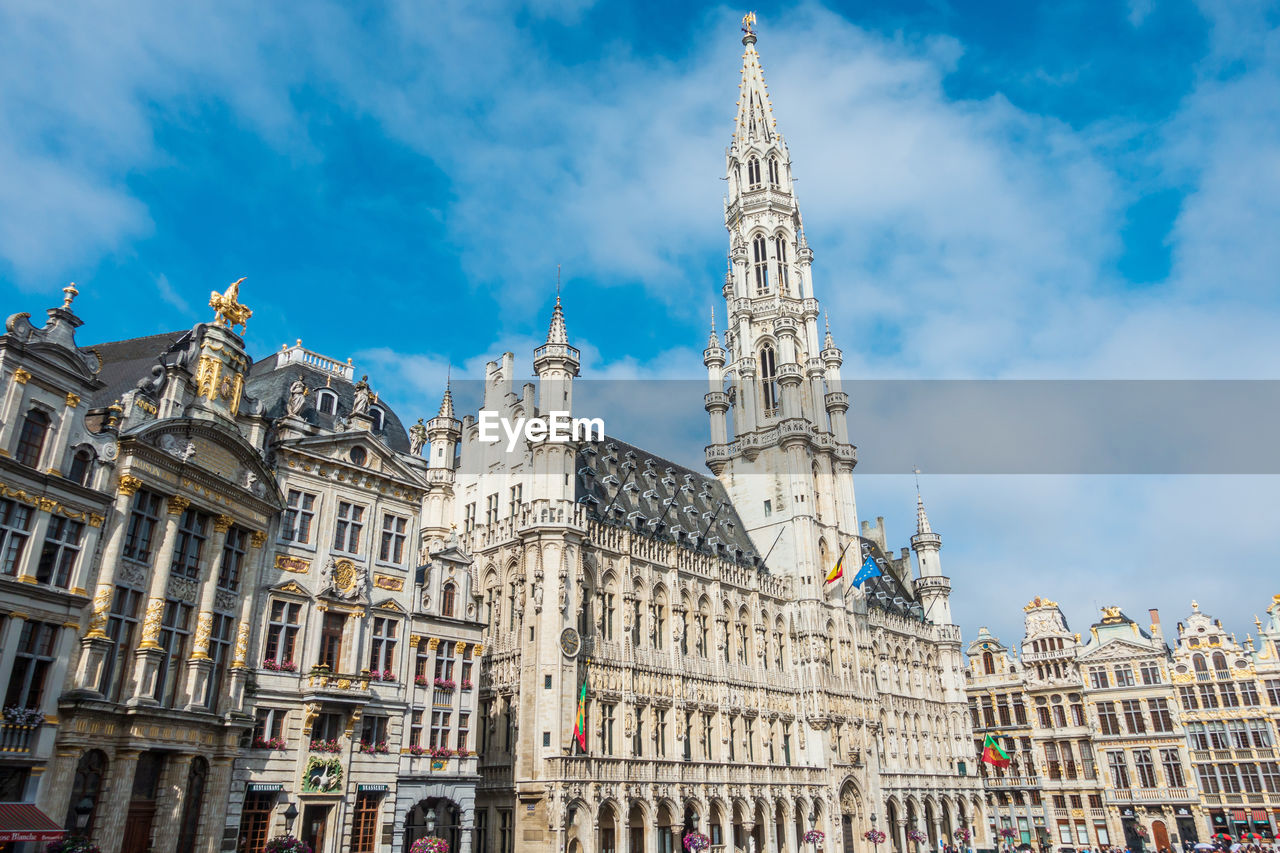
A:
[427,379,461,470]
[546,294,569,345]
[915,493,933,536]
[708,307,721,349]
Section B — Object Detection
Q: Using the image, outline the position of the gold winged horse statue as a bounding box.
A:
[209,277,253,333]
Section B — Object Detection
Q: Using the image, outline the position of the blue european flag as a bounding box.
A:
[852,554,882,588]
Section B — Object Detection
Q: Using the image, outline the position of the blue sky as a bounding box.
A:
[3,0,1280,646]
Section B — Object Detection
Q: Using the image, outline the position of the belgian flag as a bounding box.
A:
[572,674,588,752]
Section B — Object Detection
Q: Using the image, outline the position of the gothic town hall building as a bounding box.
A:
[0,21,984,853]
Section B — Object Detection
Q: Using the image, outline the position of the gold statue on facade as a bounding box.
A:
[742,11,757,34]
[210,276,253,333]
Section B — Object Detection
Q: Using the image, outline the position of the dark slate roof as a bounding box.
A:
[857,537,924,621]
[246,355,411,454]
[82,331,188,407]
[575,435,762,567]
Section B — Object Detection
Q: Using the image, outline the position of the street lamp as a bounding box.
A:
[73,796,94,832]
[809,813,819,852]
[283,803,299,835]
[871,814,883,853]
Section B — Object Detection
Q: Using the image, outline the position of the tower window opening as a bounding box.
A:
[748,158,762,189]
[752,235,770,295]
[768,156,780,187]
[774,235,789,294]
[760,345,778,418]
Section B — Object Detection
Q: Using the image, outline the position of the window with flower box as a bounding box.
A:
[0,498,33,576]
[359,715,389,752]
[410,710,424,747]
[458,712,470,753]
[430,710,451,748]
[252,708,287,748]
[311,712,344,749]
[461,645,473,689]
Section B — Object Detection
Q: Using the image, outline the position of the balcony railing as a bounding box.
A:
[0,724,38,754]
[1107,787,1191,803]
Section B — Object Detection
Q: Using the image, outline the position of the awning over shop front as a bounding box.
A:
[0,802,66,843]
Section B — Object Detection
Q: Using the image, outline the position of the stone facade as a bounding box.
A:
[967,596,1280,852]
[464,22,983,853]
[0,282,482,853]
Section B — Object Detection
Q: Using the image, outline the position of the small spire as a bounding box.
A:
[61,282,79,310]
[438,374,455,420]
[709,306,721,348]
[546,293,569,344]
[914,467,933,535]
[824,313,834,349]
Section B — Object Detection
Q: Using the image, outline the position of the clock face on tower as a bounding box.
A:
[560,628,581,659]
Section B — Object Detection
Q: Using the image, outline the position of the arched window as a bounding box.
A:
[15,409,50,468]
[68,449,93,487]
[64,749,107,834]
[1192,653,1207,672]
[752,235,770,295]
[983,652,995,675]
[316,389,337,416]
[1211,652,1227,672]
[768,156,780,187]
[759,345,778,417]
[369,407,385,432]
[653,593,667,651]
[176,756,208,853]
[442,583,457,618]
[747,158,762,188]
[774,235,790,294]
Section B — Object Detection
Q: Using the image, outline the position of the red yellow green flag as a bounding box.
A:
[572,677,588,752]
[981,734,1010,768]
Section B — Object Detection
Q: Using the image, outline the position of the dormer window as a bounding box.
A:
[15,409,50,468]
[316,389,337,416]
[68,448,93,487]
[369,407,384,432]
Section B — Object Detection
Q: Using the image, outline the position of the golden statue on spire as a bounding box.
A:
[209,276,253,333]
[742,11,757,35]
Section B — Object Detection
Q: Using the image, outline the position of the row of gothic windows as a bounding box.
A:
[737,155,783,191]
[751,234,792,296]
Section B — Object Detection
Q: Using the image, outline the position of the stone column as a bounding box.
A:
[151,752,195,853]
[75,477,142,692]
[128,495,189,705]
[225,530,269,715]
[895,820,908,853]
[37,746,81,823]
[16,510,53,584]
[199,757,235,853]
[184,514,233,711]
[95,748,141,853]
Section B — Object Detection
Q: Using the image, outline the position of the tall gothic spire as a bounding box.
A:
[735,19,778,145]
